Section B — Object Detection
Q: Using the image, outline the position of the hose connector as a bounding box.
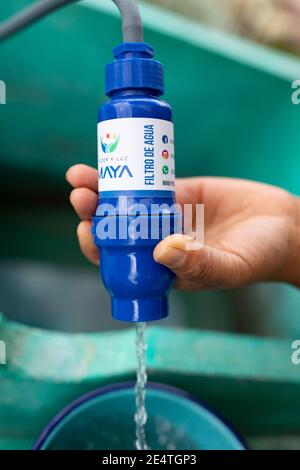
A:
[106,42,164,96]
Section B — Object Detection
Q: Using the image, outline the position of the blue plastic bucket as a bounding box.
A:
[34,382,245,450]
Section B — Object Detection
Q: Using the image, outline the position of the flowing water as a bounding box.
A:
[133,322,197,451]
[134,322,148,450]
[48,320,198,450]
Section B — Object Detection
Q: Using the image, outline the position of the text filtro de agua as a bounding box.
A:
[144,124,155,186]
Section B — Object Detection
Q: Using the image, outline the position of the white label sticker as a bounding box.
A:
[97,118,175,192]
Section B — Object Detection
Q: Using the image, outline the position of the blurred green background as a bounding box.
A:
[1,0,300,451]
[1,0,300,336]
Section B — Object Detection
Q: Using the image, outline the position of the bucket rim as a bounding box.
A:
[33,381,246,450]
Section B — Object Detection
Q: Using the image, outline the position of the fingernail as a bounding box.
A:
[154,246,187,269]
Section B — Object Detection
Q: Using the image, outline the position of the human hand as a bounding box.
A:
[66,164,300,291]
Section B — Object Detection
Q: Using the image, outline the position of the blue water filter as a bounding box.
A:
[92,42,181,322]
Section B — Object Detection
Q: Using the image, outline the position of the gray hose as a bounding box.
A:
[0,0,76,41]
[113,0,143,42]
[0,0,143,42]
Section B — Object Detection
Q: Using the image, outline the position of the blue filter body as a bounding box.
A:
[92,42,181,322]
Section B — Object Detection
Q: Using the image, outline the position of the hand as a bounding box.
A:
[66,164,300,291]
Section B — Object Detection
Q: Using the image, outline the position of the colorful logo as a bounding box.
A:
[100,132,119,154]
[162,150,169,160]
[162,135,168,144]
[162,165,169,175]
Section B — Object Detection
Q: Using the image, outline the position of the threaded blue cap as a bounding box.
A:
[105,42,164,96]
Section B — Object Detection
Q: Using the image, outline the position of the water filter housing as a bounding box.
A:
[92,42,181,322]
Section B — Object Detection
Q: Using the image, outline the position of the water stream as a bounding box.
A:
[134,322,148,450]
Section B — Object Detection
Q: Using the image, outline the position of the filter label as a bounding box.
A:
[97,118,175,192]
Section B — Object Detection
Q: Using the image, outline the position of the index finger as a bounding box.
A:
[66,164,98,193]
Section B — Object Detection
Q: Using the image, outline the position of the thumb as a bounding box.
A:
[153,235,247,289]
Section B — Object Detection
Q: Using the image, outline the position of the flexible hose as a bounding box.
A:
[0,0,143,42]
[113,0,143,42]
[0,0,74,41]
